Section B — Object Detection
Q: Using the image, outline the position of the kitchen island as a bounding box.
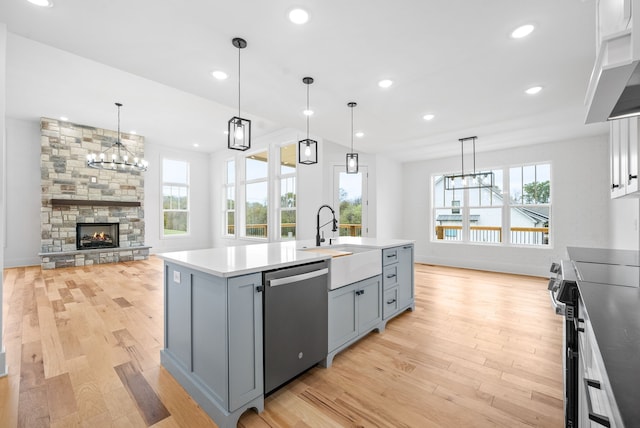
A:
[159,238,414,428]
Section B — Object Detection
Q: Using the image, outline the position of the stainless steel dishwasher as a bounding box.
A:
[263,260,329,394]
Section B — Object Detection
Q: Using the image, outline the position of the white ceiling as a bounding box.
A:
[1,0,608,161]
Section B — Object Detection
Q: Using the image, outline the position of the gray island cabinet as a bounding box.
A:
[161,263,264,428]
[159,239,414,427]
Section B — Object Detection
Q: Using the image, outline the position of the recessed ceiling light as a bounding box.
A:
[303,109,314,116]
[423,114,435,121]
[27,0,53,7]
[59,116,68,121]
[211,70,228,80]
[511,24,534,39]
[355,131,364,138]
[378,79,393,88]
[525,86,543,95]
[193,143,199,148]
[288,8,309,24]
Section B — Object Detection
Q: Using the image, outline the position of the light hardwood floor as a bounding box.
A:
[0,257,563,427]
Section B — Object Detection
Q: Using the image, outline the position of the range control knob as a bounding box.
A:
[298,352,303,359]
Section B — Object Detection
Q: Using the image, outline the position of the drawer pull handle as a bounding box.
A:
[612,184,620,190]
[355,290,365,296]
[630,174,638,181]
[386,298,396,304]
[386,274,396,279]
[386,254,396,258]
[584,378,610,427]
[256,285,264,293]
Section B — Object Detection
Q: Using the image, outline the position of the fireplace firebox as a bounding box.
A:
[76,223,119,250]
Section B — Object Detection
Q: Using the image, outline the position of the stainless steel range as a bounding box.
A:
[548,260,580,428]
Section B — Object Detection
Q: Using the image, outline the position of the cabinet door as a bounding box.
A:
[627,116,639,193]
[192,272,228,407]
[397,245,414,308]
[328,284,358,352]
[228,273,263,412]
[164,263,192,370]
[610,119,626,198]
[356,276,382,333]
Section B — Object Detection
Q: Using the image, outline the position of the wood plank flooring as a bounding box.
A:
[0,257,563,427]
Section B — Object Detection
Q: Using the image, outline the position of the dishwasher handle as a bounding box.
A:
[268,268,329,287]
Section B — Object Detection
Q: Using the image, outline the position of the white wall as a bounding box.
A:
[375,154,403,239]
[0,21,8,376]
[4,118,40,267]
[402,135,612,277]
[145,143,213,254]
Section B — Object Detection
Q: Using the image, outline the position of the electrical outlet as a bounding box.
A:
[173,270,181,284]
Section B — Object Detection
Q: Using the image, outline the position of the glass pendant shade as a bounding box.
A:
[346,152,359,174]
[298,139,318,164]
[228,37,251,151]
[228,116,251,151]
[298,76,318,164]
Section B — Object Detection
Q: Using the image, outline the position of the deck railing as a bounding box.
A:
[435,225,549,245]
[228,223,361,239]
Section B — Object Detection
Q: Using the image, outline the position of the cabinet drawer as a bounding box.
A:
[383,248,398,266]
[383,288,398,319]
[383,265,398,290]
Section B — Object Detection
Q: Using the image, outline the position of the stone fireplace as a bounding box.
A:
[39,118,150,269]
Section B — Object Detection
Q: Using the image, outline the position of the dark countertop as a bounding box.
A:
[568,246,640,266]
[567,247,640,427]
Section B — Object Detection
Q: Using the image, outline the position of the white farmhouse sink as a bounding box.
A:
[301,245,381,289]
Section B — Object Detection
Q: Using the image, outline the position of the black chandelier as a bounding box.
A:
[228,37,251,151]
[444,136,494,189]
[86,103,148,172]
[298,76,318,165]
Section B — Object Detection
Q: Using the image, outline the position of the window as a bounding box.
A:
[280,144,296,239]
[162,159,189,236]
[224,160,235,236]
[245,150,268,238]
[433,162,551,246]
[509,164,550,245]
[334,166,369,237]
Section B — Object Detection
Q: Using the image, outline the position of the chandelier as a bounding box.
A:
[86,103,148,172]
[444,136,493,189]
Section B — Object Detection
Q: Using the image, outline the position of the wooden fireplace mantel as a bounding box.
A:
[50,199,141,207]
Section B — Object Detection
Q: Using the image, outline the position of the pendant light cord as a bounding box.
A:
[237,45,241,118]
[350,105,354,152]
[306,83,310,138]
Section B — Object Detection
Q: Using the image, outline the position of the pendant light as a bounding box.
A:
[228,37,251,151]
[298,77,318,165]
[86,103,148,172]
[444,136,494,189]
[346,102,359,174]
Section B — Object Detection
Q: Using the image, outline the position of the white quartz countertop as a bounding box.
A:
[158,238,414,277]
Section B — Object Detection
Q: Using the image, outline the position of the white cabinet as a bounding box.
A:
[325,275,382,367]
[585,0,640,123]
[610,116,640,198]
[578,298,623,427]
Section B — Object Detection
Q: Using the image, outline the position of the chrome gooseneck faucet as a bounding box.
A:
[316,204,338,246]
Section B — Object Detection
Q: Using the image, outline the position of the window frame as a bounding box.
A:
[223,158,236,238]
[278,142,297,241]
[161,158,190,238]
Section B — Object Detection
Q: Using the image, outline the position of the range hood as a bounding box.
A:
[585,27,640,123]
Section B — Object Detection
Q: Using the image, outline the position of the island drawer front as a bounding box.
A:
[383,288,398,319]
[383,248,398,266]
[383,265,399,290]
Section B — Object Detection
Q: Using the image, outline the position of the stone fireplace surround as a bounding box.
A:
[39,118,150,269]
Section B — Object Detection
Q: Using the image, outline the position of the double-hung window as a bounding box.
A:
[279,143,296,239]
[162,159,189,236]
[509,163,551,245]
[245,150,269,239]
[224,160,235,236]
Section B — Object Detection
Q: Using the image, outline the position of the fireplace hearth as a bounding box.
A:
[76,223,119,250]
